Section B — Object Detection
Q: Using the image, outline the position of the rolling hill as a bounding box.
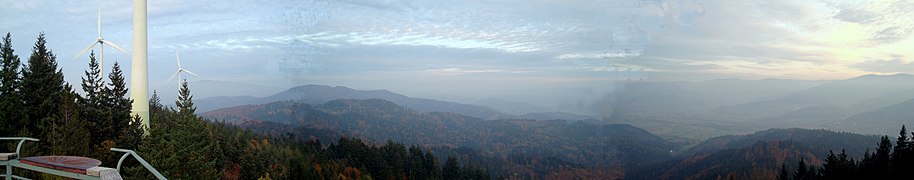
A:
[606,74,914,140]
[197,84,511,119]
[203,98,677,176]
[629,128,882,179]
[838,98,914,135]
[715,74,914,121]
[687,128,880,156]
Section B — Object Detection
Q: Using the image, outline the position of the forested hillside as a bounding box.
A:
[629,127,910,179]
[774,126,914,180]
[196,84,511,119]
[205,98,676,178]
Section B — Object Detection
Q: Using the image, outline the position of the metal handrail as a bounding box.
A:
[1,138,166,180]
[110,148,166,180]
[0,137,39,160]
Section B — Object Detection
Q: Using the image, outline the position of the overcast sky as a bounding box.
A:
[2,0,913,103]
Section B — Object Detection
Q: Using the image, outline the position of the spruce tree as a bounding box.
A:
[106,62,134,147]
[839,150,857,179]
[902,132,914,174]
[442,156,460,180]
[409,146,429,179]
[150,90,163,116]
[859,149,876,177]
[79,51,105,145]
[138,80,219,179]
[892,125,910,176]
[0,32,23,136]
[822,151,839,179]
[48,90,91,157]
[118,115,145,150]
[874,136,893,179]
[176,79,195,115]
[778,162,790,180]
[794,159,808,180]
[20,32,68,150]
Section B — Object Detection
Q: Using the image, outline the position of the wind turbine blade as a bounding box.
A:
[175,51,182,68]
[101,40,129,54]
[97,9,102,37]
[182,69,200,77]
[72,42,98,60]
[167,71,180,82]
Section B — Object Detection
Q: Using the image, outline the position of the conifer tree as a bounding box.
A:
[138,80,219,179]
[79,51,105,145]
[48,90,90,157]
[892,125,910,176]
[902,132,914,174]
[150,90,163,115]
[821,150,855,180]
[838,150,857,179]
[822,151,839,179]
[409,146,430,179]
[425,151,440,178]
[794,159,808,180]
[859,149,876,176]
[778,162,789,180]
[176,79,195,115]
[0,32,23,136]
[442,156,460,180]
[106,62,134,147]
[20,32,68,149]
[872,136,893,179]
[118,116,145,149]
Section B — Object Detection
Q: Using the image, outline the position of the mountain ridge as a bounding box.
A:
[198,84,594,120]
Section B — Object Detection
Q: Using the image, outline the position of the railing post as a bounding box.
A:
[116,153,131,172]
[5,164,10,180]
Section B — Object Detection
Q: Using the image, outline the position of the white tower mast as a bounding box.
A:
[130,0,150,134]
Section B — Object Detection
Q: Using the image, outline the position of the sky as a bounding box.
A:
[2,0,914,108]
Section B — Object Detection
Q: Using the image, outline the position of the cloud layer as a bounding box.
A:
[2,0,913,101]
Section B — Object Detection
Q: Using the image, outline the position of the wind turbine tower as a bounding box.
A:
[130,0,150,134]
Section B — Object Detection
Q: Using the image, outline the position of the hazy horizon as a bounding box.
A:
[4,0,914,103]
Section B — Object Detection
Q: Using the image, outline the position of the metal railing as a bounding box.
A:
[110,148,166,180]
[0,137,39,161]
[1,137,39,180]
[1,137,166,180]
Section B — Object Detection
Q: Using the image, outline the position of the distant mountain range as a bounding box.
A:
[687,128,880,156]
[608,74,914,138]
[839,98,914,134]
[153,80,285,104]
[715,74,914,121]
[469,98,557,115]
[194,73,914,140]
[203,98,675,176]
[196,84,508,119]
[197,84,595,121]
[202,96,896,178]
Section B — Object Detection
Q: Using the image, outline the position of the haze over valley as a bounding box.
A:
[4,0,914,179]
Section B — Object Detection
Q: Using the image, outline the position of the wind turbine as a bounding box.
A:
[131,0,149,134]
[73,9,130,77]
[166,51,199,91]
